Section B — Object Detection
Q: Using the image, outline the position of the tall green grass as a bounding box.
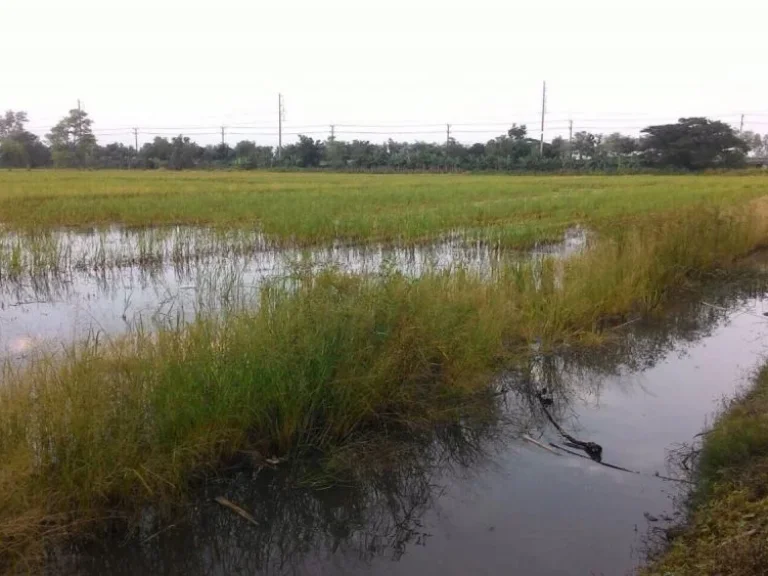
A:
[1,171,767,247]
[1,207,767,571]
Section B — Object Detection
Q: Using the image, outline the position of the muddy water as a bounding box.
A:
[48,286,768,576]
[0,226,586,358]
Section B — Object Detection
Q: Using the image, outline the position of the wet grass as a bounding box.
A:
[0,226,272,283]
[2,171,768,247]
[1,207,767,571]
[641,364,768,576]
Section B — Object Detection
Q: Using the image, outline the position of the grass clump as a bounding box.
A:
[641,366,768,576]
[1,207,767,571]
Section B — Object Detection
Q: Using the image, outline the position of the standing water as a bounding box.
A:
[46,285,768,576]
[0,226,586,358]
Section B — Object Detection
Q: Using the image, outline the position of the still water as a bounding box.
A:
[1,226,586,358]
[47,286,768,576]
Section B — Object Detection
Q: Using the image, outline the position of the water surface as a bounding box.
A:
[1,226,585,357]
[48,286,768,576]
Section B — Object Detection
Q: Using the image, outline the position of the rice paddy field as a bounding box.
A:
[2,171,767,244]
[2,170,768,575]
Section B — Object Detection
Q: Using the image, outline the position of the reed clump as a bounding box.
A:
[1,207,767,571]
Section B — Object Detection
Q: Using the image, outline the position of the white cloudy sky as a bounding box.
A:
[3,0,768,147]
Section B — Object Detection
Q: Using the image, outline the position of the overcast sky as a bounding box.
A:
[3,0,768,147]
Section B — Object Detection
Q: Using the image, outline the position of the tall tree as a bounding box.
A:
[294,135,323,167]
[0,110,50,168]
[0,110,29,138]
[741,131,768,157]
[507,123,527,141]
[547,136,568,159]
[47,108,97,167]
[602,132,638,156]
[323,137,348,168]
[641,117,748,170]
[168,135,201,170]
[572,131,599,160]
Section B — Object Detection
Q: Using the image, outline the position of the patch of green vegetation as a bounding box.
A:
[641,367,768,576]
[1,171,767,247]
[1,207,767,571]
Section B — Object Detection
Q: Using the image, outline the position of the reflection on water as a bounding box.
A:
[0,226,586,358]
[49,420,509,576]
[47,281,768,576]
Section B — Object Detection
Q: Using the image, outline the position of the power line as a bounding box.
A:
[25,115,768,135]
[333,130,447,135]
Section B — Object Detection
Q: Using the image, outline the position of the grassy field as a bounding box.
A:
[2,171,768,246]
[3,171,768,571]
[2,205,768,571]
[642,364,768,576]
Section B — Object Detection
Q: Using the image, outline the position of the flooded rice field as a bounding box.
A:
[0,226,586,358]
[44,283,768,576]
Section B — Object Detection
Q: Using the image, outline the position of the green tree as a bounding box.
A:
[95,143,135,169]
[547,136,569,160]
[295,135,323,167]
[233,141,273,168]
[741,131,768,157]
[572,131,598,160]
[47,108,97,167]
[168,135,201,170]
[641,118,748,170]
[0,110,50,168]
[0,110,29,138]
[0,139,28,167]
[602,132,638,156]
[139,137,173,168]
[323,137,349,168]
[507,123,527,141]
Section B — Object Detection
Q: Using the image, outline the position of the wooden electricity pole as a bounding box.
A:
[278,93,284,159]
[539,81,546,156]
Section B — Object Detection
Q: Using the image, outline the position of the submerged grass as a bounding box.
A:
[641,364,768,576]
[1,171,768,247]
[1,207,767,571]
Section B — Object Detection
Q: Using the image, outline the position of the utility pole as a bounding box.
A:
[330,124,335,140]
[132,127,139,169]
[539,81,546,156]
[446,123,451,147]
[278,93,284,160]
[568,119,573,161]
[74,99,83,146]
[740,114,745,133]
[221,126,226,145]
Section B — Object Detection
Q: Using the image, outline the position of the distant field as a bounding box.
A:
[2,171,768,246]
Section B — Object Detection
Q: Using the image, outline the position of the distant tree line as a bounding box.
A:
[2,108,767,172]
